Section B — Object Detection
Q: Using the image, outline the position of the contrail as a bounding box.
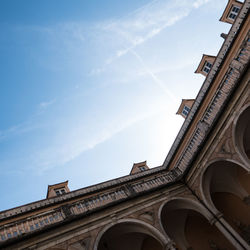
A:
[129,49,178,103]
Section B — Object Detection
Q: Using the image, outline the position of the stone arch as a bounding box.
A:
[200,158,248,210]
[158,197,213,223]
[159,197,234,250]
[93,218,169,250]
[47,248,65,250]
[201,160,250,245]
[233,103,250,167]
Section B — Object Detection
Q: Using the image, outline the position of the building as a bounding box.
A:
[0,0,249,249]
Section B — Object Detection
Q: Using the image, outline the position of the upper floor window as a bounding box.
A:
[182,105,190,117]
[228,5,240,20]
[202,61,212,74]
[139,166,146,172]
[55,188,66,196]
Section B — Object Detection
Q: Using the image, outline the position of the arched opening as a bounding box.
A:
[97,221,164,250]
[160,199,233,250]
[203,160,250,245]
[47,248,65,250]
[235,106,250,162]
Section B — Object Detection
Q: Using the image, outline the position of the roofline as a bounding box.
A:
[0,0,248,222]
[163,0,249,169]
[194,54,216,73]
[0,165,163,220]
[129,161,148,175]
[176,99,195,114]
[46,180,69,199]
[219,0,243,22]
[47,180,68,188]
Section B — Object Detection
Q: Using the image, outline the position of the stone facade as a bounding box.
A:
[0,1,249,249]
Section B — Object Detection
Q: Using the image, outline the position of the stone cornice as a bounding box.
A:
[0,0,249,246]
[0,168,182,246]
[163,0,250,171]
[0,0,249,226]
[0,165,165,221]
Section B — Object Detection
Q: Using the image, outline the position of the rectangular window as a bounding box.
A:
[228,5,240,20]
[55,188,66,196]
[202,61,212,74]
[182,110,188,117]
[184,106,190,112]
[139,166,146,171]
[182,105,190,117]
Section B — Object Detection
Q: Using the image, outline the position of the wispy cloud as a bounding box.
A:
[0,122,42,142]
[39,99,56,109]
[0,100,55,142]
[193,0,211,8]
[136,60,195,76]
[31,108,165,174]
[3,0,214,175]
[92,0,212,70]
[26,0,212,77]
[129,49,178,102]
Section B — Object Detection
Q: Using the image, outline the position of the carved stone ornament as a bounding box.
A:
[208,240,226,250]
[139,211,154,223]
[234,219,250,244]
[165,240,177,250]
[61,204,72,218]
[221,138,232,154]
[68,237,91,250]
[80,237,91,250]
[243,195,250,205]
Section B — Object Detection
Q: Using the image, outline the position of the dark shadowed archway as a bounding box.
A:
[202,160,250,245]
[95,220,167,250]
[160,198,234,250]
[235,105,250,163]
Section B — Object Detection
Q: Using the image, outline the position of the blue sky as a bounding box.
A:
[0,0,230,211]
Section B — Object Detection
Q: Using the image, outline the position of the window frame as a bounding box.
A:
[54,188,66,196]
[202,61,212,74]
[182,105,190,117]
[139,166,146,172]
[228,5,240,21]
